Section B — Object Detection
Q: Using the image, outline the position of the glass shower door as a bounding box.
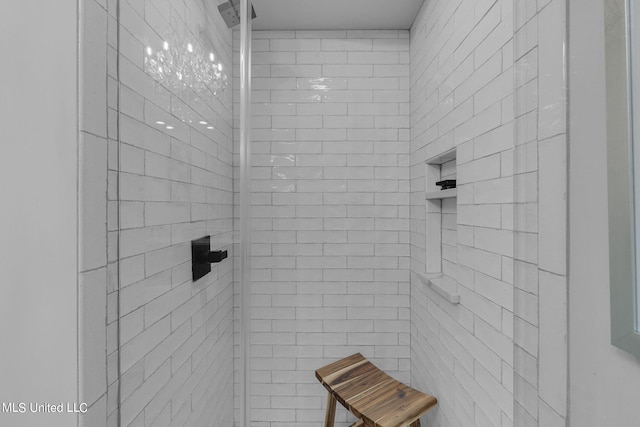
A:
[115,0,236,425]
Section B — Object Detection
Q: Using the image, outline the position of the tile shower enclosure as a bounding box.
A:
[74,0,568,426]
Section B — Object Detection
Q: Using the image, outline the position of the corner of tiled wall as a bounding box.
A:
[513,0,568,426]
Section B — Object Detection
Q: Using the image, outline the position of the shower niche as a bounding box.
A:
[421,148,460,304]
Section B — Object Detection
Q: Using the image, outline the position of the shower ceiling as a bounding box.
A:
[249,0,425,30]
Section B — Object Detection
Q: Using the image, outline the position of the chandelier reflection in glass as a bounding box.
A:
[144,34,229,100]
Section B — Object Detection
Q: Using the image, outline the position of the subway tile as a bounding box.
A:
[144,202,190,226]
[253,51,296,65]
[120,316,170,374]
[296,102,347,116]
[271,64,322,77]
[328,193,375,206]
[475,227,514,257]
[272,115,322,129]
[322,90,374,103]
[373,39,409,52]
[348,51,399,64]
[270,38,321,51]
[119,115,171,156]
[252,77,297,90]
[297,77,348,90]
[271,90,322,103]
[323,64,374,77]
[119,225,171,258]
[296,51,347,64]
[349,102,400,115]
[324,269,374,282]
[374,90,410,103]
[375,116,410,128]
[323,115,374,129]
[144,243,189,277]
[349,77,399,90]
[322,38,373,51]
[374,64,410,77]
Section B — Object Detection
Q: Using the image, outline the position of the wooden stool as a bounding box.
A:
[315,353,437,427]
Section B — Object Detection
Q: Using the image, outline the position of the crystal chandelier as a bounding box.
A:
[144,34,229,100]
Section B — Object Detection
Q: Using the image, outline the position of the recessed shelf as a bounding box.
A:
[424,147,457,274]
[425,149,456,165]
[425,188,457,200]
[417,272,461,304]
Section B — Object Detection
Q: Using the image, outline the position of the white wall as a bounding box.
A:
[234,29,412,427]
[568,0,640,425]
[0,2,79,427]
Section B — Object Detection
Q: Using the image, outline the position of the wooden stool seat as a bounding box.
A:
[315,353,437,427]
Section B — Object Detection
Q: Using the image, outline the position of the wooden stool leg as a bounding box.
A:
[409,420,421,427]
[324,393,337,427]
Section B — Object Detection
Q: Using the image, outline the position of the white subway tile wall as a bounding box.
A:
[410,0,517,426]
[233,30,411,427]
[79,0,235,425]
[411,0,569,426]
